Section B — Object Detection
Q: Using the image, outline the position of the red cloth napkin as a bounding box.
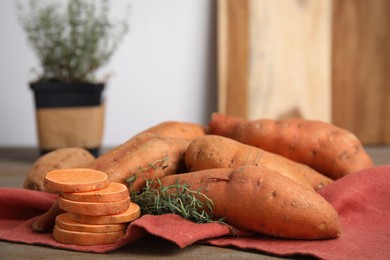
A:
[1,166,390,259]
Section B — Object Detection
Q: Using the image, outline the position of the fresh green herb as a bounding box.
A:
[126,158,235,232]
[130,177,216,224]
[16,0,129,83]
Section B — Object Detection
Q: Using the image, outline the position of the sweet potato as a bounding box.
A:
[55,213,128,233]
[209,112,373,179]
[185,135,332,190]
[29,122,201,200]
[61,182,129,203]
[32,200,64,233]
[68,202,141,225]
[58,196,130,216]
[89,132,190,191]
[141,121,208,140]
[33,132,189,232]
[159,166,341,239]
[24,147,95,191]
[53,225,125,245]
[44,168,110,193]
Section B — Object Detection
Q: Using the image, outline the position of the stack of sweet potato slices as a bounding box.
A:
[44,168,140,246]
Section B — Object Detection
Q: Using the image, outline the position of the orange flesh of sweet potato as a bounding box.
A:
[209,112,373,179]
[159,166,342,240]
[44,168,110,193]
[185,135,332,190]
[58,196,130,216]
[53,225,125,245]
[55,213,127,233]
[61,182,129,203]
[68,202,141,225]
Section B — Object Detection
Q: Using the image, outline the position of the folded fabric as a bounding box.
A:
[0,166,389,259]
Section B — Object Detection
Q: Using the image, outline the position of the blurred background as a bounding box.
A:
[0,0,217,148]
[0,0,389,150]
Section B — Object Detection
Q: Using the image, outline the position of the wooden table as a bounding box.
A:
[1,147,389,259]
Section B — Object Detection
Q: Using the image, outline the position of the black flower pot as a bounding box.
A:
[30,81,105,157]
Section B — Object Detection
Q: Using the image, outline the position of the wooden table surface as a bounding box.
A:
[1,146,389,259]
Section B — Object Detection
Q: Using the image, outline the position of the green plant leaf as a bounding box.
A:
[16,0,129,83]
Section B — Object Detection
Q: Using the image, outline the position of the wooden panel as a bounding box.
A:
[218,0,331,121]
[248,0,331,121]
[217,0,249,118]
[332,0,390,144]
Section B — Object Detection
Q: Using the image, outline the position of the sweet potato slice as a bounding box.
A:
[61,182,129,203]
[44,168,110,193]
[68,201,141,224]
[58,196,130,216]
[55,213,127,233]
[53,225,125,245]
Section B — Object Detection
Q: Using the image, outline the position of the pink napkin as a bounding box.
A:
[1,166,389,259]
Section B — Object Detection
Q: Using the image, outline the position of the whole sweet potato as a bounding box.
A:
[24,147,95,191]
[89,132,190,191]
[159,165,341,239]
[185,135,332,190]
[209,113,373,179]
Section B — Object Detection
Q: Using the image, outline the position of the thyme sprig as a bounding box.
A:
[126,158,234,230]
[131,178,216,224]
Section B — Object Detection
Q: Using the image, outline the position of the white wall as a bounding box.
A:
[0,0,217,147]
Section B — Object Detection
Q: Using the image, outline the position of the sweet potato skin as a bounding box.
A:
[185,135,332,190]
[159,166,342,239]
[209,113,373,179]
[32,200,64,233]
[89,132,189,191]
[141,121,207,140]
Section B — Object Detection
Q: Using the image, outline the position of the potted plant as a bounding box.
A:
[17,0,129,157]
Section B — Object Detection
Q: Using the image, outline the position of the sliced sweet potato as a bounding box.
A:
[55,213,127,233]
[44,168,110,193]
[61,182,129,203]
[53,225,125,245]
[68,201,141,225]
[58,196,130,216]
